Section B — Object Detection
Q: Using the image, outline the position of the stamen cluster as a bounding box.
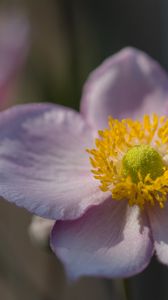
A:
[87,114,168,208]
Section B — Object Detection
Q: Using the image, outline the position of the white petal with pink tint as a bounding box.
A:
[51,199,153,279]
[81,47,168,129]
[0,104,109,220]
[148,203,168,265]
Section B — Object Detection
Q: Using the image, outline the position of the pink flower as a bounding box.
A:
[1,47,168,279]
[0,9,29,108]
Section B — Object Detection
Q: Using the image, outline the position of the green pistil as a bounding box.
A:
[122,145,164,183]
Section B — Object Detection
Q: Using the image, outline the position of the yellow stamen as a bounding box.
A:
[87,114,168,209]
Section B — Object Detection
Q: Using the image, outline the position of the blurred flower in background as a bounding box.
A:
[29,216,54,249]
[0,8,29,109]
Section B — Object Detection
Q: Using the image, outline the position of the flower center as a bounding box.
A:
[87,114,168,208]
[122,145,164,183]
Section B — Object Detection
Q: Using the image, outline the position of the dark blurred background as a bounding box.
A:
[0,0,168,299]
[11,0,168,109]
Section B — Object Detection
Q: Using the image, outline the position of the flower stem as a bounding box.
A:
[123,279,132,300]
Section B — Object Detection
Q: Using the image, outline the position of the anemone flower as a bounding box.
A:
[1,48,168,279]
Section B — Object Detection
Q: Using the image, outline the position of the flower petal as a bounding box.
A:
[51,199,153,279]
[0,10,29,106]
[0,104,109,220]
[81,47,168,129]
[148,203,168,265]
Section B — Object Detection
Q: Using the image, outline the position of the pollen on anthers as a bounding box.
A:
[87,114,168,209]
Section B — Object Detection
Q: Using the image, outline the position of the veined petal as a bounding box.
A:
[80,47,168,129]
[51,198,153,279]
[0,104,109,220]
[148,203,168,265]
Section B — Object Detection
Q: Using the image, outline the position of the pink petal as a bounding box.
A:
[0,104,109,220]
[51,199,153,279]
[148,203,168,265]
[0,10,29,106]
[80,47,168,129]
